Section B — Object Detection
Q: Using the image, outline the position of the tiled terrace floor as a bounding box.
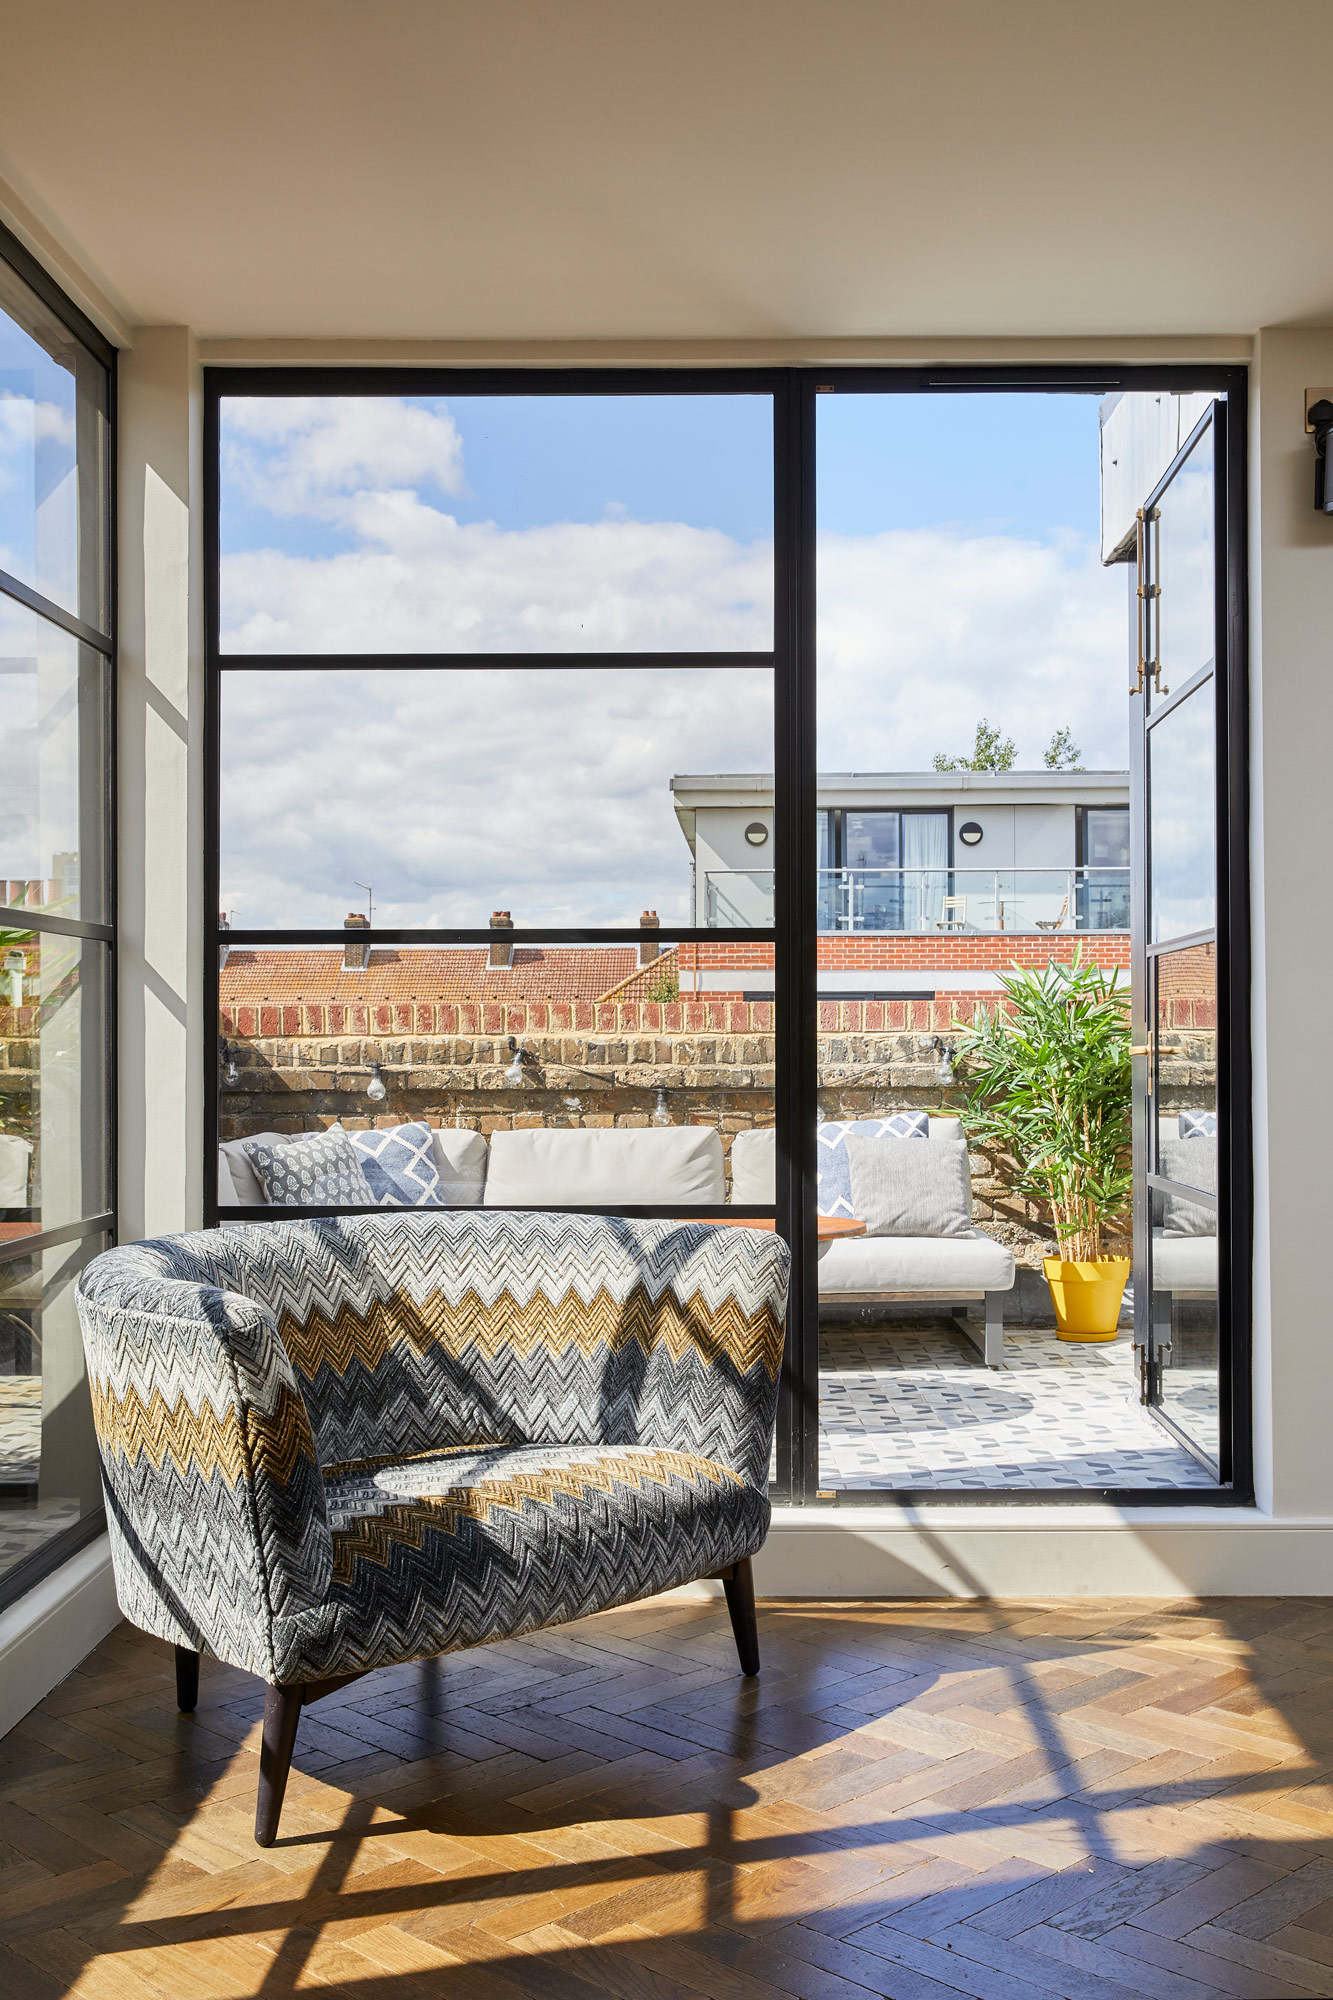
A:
[5,1598,1333,1997]
[820,1320,1218,1490]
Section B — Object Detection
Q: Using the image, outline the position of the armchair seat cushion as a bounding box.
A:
[307,1440,767,1679]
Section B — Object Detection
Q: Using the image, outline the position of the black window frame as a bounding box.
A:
[203,362,1250,1510]
[0,217,117,1612]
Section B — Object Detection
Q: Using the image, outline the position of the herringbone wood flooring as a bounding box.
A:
[4,1597,1333,1998]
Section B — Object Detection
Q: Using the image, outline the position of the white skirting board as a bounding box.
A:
[7,1511,1333,1743]
[0,1536,119,1741]
[756,1506,1333,1597]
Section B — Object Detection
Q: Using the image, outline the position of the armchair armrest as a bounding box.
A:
[77,1261,331,1682]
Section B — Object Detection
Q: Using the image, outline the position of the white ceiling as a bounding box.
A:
[2,0,1331,342]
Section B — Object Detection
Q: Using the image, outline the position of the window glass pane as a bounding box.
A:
[1155,942,1216,1188]
[0,930,110,1233]
[220,666,773,929]
[218,941,774,1209]
[0,1231,108,1593]
[219,394,773,654]
[1151,419,1213,710]
[1150,1184,1219,1473]
[0,259,108,632]
[0,605,108,919]
[1149,680,1215,942]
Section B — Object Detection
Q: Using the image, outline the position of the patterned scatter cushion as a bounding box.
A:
[1179,1109,1217,1141]
[816,1114,928,1219]
[350,1123,444,1207]
[242,1128,372,1206]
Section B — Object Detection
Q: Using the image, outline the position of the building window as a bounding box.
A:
[0,225,115,1609]
[1078,804,1131,929]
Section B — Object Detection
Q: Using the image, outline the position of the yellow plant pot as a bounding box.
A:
[1043,1258,1131,1341]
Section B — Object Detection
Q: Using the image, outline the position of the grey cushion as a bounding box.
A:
[243,1128,372,1206]
[429,1126,489,1206]
[844,1131,974,1238]
[819,1231,1015,1294]
[1158,1136,1217,1237]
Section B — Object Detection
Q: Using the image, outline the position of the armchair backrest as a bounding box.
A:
[82,1211,790,1488]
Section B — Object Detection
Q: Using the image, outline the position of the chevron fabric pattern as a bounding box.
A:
[76,1214,789,1686]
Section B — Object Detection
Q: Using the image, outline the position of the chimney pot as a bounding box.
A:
[639,909,660,967]
[489,910,514,970]
[344,912,370,971]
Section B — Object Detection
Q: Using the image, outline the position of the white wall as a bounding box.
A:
[116,330,206,1242]
[1248,327,1333,1518]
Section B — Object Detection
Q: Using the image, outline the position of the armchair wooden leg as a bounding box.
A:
[723,1557,760,1676]
[174,1645,200,1714]
[255,1683,302,1847]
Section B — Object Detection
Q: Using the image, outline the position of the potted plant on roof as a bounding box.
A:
[952,952,1132,1340]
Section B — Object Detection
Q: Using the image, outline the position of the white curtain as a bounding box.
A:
[903,813,950,928]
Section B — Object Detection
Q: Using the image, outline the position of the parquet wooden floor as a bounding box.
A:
[5,1597,1333,2000]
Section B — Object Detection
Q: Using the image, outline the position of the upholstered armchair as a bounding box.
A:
[76,1212,790,1845]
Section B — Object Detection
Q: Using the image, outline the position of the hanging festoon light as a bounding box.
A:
[366,1060,387,1102]
[652,1088,671,1126]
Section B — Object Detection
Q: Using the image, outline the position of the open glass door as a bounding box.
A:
[1131,401,1227,1476]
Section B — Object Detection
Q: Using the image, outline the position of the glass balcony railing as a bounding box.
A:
[702,866,1130,932]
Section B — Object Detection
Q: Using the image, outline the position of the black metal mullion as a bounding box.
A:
[204,378,223,1229]
[771,372,816,1506]
[0,565,113,654]
[214,365,786,401]
[1218,391,1253,1500]
[218,927,773,947]
[218,651,774,673]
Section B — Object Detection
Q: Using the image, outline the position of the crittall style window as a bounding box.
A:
[0,225,115,1607]
[205,367,1248,1507]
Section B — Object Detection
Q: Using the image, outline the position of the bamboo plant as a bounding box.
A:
[952,952,1132,1263]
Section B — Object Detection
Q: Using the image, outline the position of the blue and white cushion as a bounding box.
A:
[350,1122,444,1207]
[1179,1109,1217,1141]
[816,1113,929,1218]
[242,1128,371,1206]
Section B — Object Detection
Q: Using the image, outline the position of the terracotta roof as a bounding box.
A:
[598,945,682,1002]
[218,946,640,1006]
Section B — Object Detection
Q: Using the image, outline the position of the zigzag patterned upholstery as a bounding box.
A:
[76,1213,790,1688]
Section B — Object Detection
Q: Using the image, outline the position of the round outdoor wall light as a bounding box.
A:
[957,821,984,847]
[744,822,769,846]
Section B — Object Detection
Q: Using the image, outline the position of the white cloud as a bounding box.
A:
[816,526,1129,772]
[222,397,466,524]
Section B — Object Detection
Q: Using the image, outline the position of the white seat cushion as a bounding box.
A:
[484,1125,725,1206]
[0,1132,32,1208]
[1153,1235,1218,1292]
[818,1231,1015,1295]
